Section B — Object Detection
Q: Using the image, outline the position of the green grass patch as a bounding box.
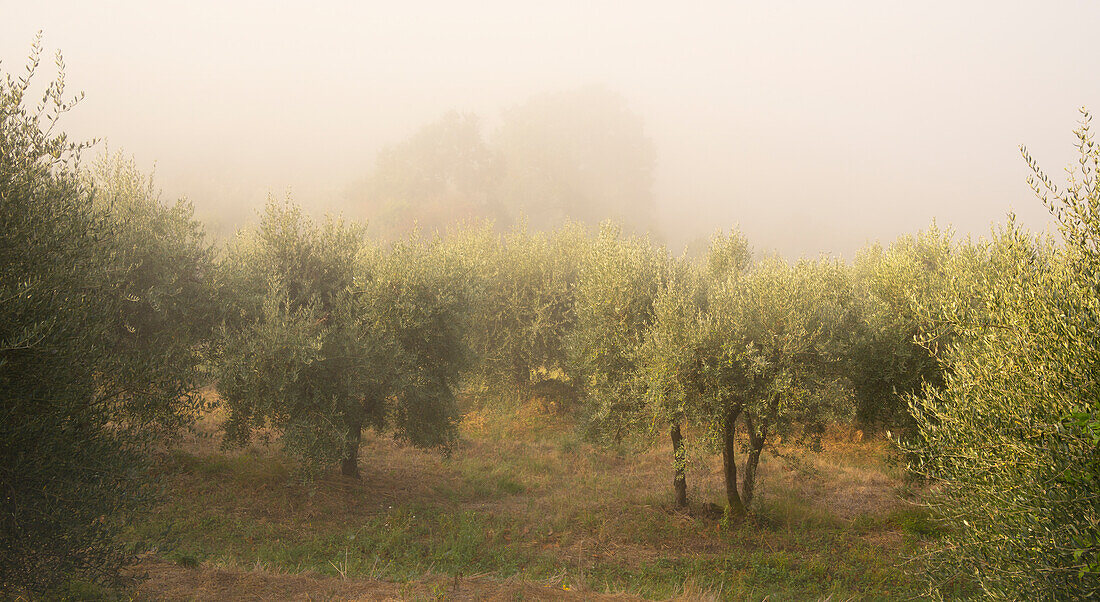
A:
[886,505,946,538]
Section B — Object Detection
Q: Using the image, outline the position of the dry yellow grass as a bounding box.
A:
[130,557,645,601]
[128,393,939,600]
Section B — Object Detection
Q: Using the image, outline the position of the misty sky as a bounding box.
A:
[4,1,1099,256]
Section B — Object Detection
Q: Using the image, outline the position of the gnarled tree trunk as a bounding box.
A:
[671,421,688,508]
[341,415,363,478]
[722,404,746,518]
[741,413,767,507]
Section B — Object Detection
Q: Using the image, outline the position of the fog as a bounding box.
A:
[4,1,1099,256]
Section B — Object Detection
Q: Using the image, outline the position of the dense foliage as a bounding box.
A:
[214,202,466,477]
[911,112,1100,599]
[86,151,217,436]
[1,43,213,594]
[847,227,955,428]
[448,223,587,394]
[568,222,667,442]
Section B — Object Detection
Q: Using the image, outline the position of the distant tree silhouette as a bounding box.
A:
[350,112,505,238]
[495,86,656,233]
[349,87,657,239]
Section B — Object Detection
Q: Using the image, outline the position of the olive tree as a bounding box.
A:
[1,40,214,593]
[85,150,217,435]
[637,230,752,508]
[638,261,704,507]
[451,223,587,394]
[637,231,854,516]
[697,256,852,517]
[910,111,1100,598]
[846,227,956,429]
[215,202,465,477]
[568,222,667,442]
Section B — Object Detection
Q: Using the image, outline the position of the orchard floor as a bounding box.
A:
[124,393,952,601]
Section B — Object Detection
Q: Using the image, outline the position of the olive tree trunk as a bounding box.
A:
[741,414,767,507]
[341,416,363,478]
[670,421,688,508]
[722,404,746,518]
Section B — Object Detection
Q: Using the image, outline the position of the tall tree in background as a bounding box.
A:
[496,86,656,233]
[350,112,504,239]
[350,87,657,239]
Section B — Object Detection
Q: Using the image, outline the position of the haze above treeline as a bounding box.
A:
[4,1,1099,256]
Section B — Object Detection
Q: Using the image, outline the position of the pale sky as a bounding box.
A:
[3,1,1098,256]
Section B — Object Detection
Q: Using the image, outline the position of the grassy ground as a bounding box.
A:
[121,392,951,601]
